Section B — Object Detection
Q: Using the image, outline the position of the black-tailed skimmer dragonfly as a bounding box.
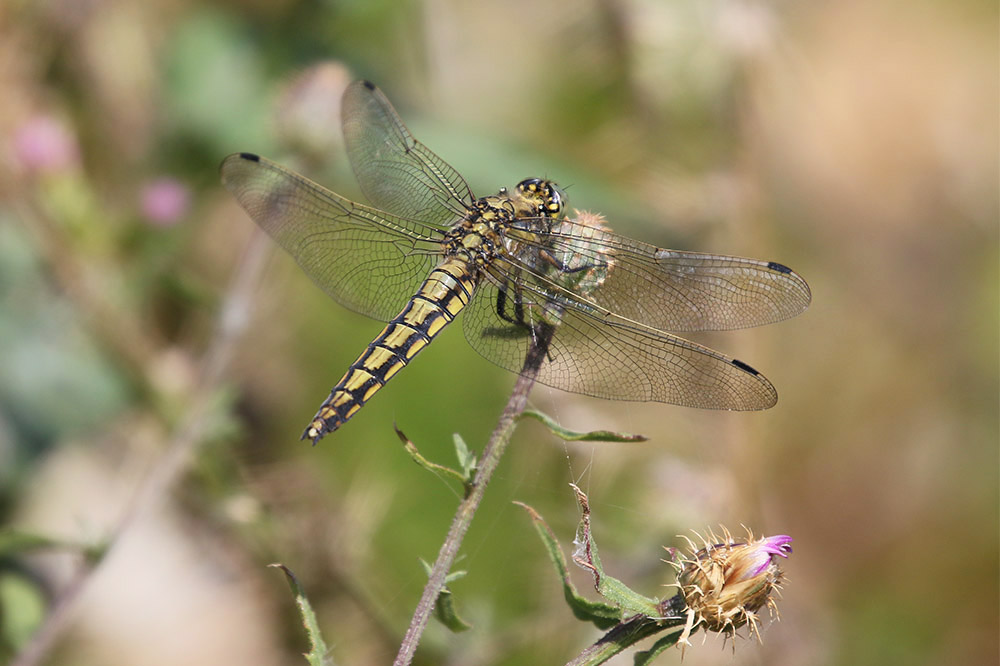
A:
[221,80,811,444]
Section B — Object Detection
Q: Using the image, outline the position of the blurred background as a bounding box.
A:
[1,0,996,664]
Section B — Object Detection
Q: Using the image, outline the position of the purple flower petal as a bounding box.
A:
[746,535,793,577]
[761,534,793,557]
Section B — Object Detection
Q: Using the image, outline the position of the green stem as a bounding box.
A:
[394,326,553,666]
[565,619,682,666]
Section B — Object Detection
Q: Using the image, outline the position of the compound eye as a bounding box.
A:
[546,187,563,215]
[516,178,564,216]
[516,177,544,194]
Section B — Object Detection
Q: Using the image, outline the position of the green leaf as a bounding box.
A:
[0,530,67,555]
[395,425,467,485]
[520,409,647,442]
[632,630,683,665]
[0,529,105,564]
[434,586,473,633]
[419,560,472,632]
[566,617,680,666]
[270,564,333,666]
[452,433,478,481]
[514,502,622,629]
[0,571,47,651]
[569,484,662,618]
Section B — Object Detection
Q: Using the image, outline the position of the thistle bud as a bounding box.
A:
[673,526,791,649]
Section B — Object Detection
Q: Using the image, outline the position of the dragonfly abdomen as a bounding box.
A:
[303,258,477,443]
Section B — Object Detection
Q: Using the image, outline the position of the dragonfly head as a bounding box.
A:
[515,178,565,218]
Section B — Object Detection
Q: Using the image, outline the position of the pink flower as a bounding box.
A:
[140,178,191,226]
[13,115,79,174]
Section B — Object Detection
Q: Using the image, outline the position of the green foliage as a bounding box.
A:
[395,425,476,493]
[419,559,472,632]
[451,433,478,482]
[564,485,662,618]
[632,630,684,666]
[514,501,621,630]
[516,486,685,664]
[163,10,273,155]
[270,564,333,666]
[519,409,647,443]
[0,573,46,658]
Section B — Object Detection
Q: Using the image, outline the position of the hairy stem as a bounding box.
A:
[394,324,553,666]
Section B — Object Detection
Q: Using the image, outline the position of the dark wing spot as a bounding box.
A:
[238,152,260,162]
[767,261,793,275]
[362,80,376,90]
[730,358,760,376]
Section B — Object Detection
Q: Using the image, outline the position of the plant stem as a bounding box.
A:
[564,594,686,665]
[394,324,554,666]
[564,619,681,666]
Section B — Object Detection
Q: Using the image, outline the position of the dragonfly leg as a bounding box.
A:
[523,320,556,372]
[495,281,558,364]
[495,282,527,326]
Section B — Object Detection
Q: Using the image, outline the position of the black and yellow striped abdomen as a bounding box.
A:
[303,257,477,443]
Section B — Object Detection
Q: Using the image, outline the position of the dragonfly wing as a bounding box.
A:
[221,152,442,322]
[462,275,778,410]
[341,80,476,226]
[512,217,811,332]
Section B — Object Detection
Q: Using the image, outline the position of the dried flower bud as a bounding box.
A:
[672,526,791,649]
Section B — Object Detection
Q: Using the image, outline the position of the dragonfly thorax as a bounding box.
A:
[442,197,515,266]
[442,178,573,277]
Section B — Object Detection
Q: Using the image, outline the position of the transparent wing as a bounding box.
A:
[462,272,778,409]
[221,152,442,321]
[508,216,812,332]
[341,80,475,226]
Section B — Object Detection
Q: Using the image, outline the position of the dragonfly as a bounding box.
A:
[221,80,811,444]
